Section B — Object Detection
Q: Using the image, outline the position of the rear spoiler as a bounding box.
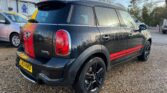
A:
[36,0,70,10]
[36,0,69,8]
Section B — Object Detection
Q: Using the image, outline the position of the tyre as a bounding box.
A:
[162,30,166,34]
[138,41,151,61]
[10,33,20,47]
[74,57,106,93]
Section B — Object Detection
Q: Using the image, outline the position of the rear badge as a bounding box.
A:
[24,32,31,40]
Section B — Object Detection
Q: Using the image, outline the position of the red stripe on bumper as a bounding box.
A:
[110,45,143,61]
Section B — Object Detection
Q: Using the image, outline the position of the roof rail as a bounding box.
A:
[113,3,126,9]
[89,0,126,9]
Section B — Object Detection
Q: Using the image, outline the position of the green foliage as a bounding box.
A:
[142,6,150,25]
[149,7,167,26]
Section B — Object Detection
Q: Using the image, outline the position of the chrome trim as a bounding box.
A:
[39,73,61,82]
[67,5,74,23]
[67,30,72,56]
[16,67,36,84]
[34,23,97,27]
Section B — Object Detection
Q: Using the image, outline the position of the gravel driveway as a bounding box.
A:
[0,29,167,93]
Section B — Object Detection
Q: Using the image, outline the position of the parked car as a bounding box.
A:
[0,11,28,47]
[16,1,152,93]
[161,19,167,34]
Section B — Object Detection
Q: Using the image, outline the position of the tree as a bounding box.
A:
[142,6,150,25]
[148,6,167,26]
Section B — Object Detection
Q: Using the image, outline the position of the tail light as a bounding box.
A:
[23,24,36,58]
[55,29,71,56]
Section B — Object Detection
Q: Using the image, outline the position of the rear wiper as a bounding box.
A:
[28,19,38,23]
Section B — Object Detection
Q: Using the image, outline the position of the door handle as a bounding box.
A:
[102,35,110,41]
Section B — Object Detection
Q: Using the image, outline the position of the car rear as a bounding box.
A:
[162,19,167,34]
[16,1,74,85]
[162,26,167,31]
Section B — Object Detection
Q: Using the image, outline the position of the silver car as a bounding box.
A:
[161,19,167,34]
[0,11,28,47]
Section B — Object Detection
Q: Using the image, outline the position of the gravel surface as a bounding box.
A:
[0,29,167,93]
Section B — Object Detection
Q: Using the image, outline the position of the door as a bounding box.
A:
[95,7,129,62]
[118,10,144,56]
[0,14,7,41]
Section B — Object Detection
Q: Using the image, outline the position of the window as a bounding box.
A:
[70,5,95,25]
[5,13,27,23]
[35,4,71,24]
[0,14,5,21]
[95,7,120,27]
[119,10,136,28]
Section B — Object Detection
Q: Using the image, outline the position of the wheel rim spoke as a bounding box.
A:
[145,45,151,58]
[12,36,20,46]
[84,62,105,92]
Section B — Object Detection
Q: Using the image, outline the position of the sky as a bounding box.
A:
[112,0,165,8]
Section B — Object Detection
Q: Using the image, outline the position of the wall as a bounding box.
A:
[0,0,8,11]
[0,0,37,16]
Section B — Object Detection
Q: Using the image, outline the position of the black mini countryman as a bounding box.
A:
[16,0,152,93]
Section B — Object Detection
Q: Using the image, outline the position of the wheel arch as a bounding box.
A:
[147,38,152,45]
[9,32,19,40]
[67,45,110,85]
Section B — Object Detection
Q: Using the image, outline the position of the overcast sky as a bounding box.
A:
[112,0,165,8]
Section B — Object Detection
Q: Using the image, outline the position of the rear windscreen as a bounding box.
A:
[35,2,70,24]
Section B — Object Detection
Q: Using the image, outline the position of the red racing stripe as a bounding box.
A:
[110,45,143,61]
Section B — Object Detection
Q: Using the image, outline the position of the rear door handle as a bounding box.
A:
[102,35,110,41]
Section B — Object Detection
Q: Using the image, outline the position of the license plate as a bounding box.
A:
[19,60,32,73]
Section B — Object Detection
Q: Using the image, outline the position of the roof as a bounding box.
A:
[0,11,28,20]
[37,0,126,11]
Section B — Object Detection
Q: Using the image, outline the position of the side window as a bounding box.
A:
[70,5,95,25]
[95,7,120,27]
[119,10,136,28]
[0,14,5,21]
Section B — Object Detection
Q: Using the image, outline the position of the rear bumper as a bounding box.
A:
[16,51,75,86]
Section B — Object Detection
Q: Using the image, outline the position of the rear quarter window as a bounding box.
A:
[70,5,95,26]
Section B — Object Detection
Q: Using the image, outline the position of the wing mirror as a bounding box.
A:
[139,24,147,31]
[0,19,6,24]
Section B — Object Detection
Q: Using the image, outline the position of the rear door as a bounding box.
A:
[95,7,129,62]
[118,10,144,56]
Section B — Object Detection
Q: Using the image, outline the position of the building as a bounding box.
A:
[0,0,40,16]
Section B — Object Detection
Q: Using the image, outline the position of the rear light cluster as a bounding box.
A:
[55,29,71,56]
[23,24,36,58]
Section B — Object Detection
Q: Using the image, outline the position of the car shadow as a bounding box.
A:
[0,41,14,48]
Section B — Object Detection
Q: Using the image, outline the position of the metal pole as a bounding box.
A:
[16,0,19,13]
